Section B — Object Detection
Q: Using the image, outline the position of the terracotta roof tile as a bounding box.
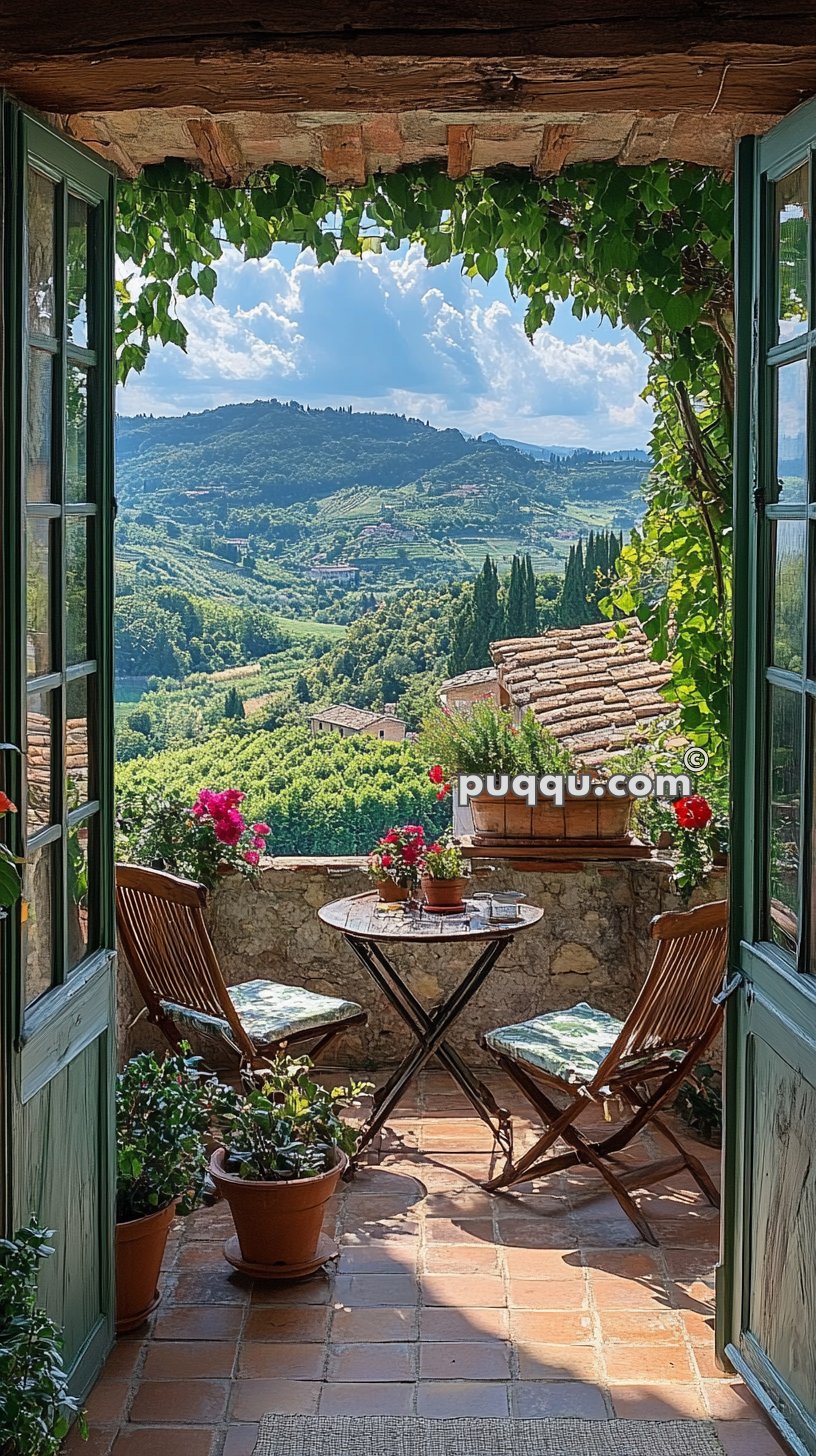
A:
[490,618,674,764]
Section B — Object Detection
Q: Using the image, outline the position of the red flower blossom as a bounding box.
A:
[0,791,17,815]
[673,794,713,831]
[427,843,443,855]
[252,822,270,836]
[383,829,400,844]
[402,844,419,864]
[243,850,260,866]
[428,764,445,785]
[436,784,452,801]
[381,852,393,868]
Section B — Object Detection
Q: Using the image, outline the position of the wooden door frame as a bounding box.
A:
[0,96,118,1397]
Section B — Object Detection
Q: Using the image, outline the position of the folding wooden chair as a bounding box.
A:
[481,899,729,1245]
[116,863,367,1073]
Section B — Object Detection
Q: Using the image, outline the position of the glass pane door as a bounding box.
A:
[22,159,105,1008]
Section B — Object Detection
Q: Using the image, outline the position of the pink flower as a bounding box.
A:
[214,809,245,846]
[243,850,260,866]
[223,789,245,809]
[252,822,270,836]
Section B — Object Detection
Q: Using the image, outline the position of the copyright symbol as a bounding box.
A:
[683,747,709,772]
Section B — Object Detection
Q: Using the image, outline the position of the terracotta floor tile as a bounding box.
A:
[338,1242,417,1273]
[153,1305,244,1341]
[333,1273,418,1307]
[319,1382,415,1415]
[142,1341,236,1380]
[128,1378,229,1424]
[419,1340,511,1380]
[588,1249,664,1280]
[589,1275,668,1310]
[510,1310,594,1345]
[501,1248,582,1280]
[169,1270,250,1306]
[243,1306,330,1342]
[222,1427,259,1456]
[670,1278,716,1311]
[102,1343,145,1380]
[497,1218,577,1251]
[228,1378,321,1419]
[175,1242,225,1269]
[84,1380,130,1424]
[597,1309,684,1344]
[663,1248,718,1280]
[250,1279,332,1306]
[416,1381,511,1417]
[516,1343,599,1382]
[63,1425,115,1454]
[513,1381,609,1419]
[604,1342,695,1383]
[423,1244,499,1275]
[714,1419,790,1454]
[421,1274,505,1308]
[238,1342,326,1380]
[327,1342,416,1382]
[678,1307,717,1343]
[112,1430,216,1455]
[507,1278,587,1310]
[574,1220,646,1250]
[419,1307,510,1342]
[703,1382,762,1420]
[423,1191,496,1219]
[424,1218,495,1245]
[330,1306,418,1343]
[610,1382,706,1419]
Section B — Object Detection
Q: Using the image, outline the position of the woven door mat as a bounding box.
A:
[253,1415,726,1455]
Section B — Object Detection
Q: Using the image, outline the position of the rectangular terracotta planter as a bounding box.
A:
[469,789,633,846]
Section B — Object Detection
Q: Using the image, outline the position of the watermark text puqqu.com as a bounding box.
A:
[457,750,708,809]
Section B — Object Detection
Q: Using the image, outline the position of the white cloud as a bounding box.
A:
[118,242,652,448]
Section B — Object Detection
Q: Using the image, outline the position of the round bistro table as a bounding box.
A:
[318,892,543,1161]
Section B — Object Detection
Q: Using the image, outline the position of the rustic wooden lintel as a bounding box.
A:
[320,123,367,184]
[447,123,475,178]
[533,123,578,177]
[186,117,249,186]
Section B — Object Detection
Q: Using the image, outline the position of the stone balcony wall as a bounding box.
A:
[118,855,726,1070]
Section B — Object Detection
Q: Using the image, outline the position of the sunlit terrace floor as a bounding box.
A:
[67,1071,786,1456]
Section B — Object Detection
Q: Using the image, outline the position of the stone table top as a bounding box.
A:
[318,891,543,945]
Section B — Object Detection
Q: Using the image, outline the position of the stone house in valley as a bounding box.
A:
[308,703,407,741]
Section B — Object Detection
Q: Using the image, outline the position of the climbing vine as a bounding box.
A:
[116,160,735,762]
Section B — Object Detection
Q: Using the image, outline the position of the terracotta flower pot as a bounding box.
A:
[374,878,409,903]
[209,1146,347,1275]
[421,874,470,910]
[469,789,633,845]
[115,1201,176,1333]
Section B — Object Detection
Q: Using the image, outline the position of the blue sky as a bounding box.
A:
[118,242,653,450]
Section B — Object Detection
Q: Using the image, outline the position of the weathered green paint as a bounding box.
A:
[725,96,816,1456]
[0,98,117,1400]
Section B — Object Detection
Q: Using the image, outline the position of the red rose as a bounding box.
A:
[428,764,445,785]
[673,794,713,831]
[381,853,393,868]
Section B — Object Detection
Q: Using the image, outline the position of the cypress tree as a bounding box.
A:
[522,553,538,634]
[224,686,245,720]
[505,556,524,637]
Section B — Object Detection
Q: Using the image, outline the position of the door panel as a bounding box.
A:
[725,100,816,1455]
[1,101,116,1399]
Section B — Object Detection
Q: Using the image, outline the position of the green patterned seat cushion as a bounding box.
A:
[485,1002,624,1085]
[160,979,362,1048]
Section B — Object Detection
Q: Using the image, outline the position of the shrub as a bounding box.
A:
[116,1048,216,1222]
[422,703,572,777]
[0,1221,85,1455]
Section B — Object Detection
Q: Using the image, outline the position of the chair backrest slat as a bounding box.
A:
[593,899,728,1086]
[116,863,255,1058]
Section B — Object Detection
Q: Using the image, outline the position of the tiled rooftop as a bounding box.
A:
[66,1072,786,1456]
[491,618,674,764]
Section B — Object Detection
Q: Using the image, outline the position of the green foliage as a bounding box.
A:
[211,1057,370,1181]
[0,793,21,911]
[422,832,466,881]
[675,1064,722,1143]
[117,725,451,855]
[224,686,246,721]
[116,159,733,751]
[116,791,266,888]
[0,1221,86,1455]
[559,530,623,628]
[115,584,286,680]
[422,703,573,778]
[116,1048,216,1223]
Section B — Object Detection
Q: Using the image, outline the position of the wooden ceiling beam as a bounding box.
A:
[58,113,140,177]
[186,117,249,185]
[2,44,816,117]
[532,123,579,177]
[447,124,474,178]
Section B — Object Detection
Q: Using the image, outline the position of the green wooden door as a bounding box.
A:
[0,101,116,1399]
[722,102,816,1456]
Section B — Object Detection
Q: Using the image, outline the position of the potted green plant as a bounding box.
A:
[115,1046,215,1331]
[421,833,470,911]
[367,823,426,901]
[209,1057,369,1278]
[423,703,633,845]
[116,788,271,889]
[0,1221,86,1455]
